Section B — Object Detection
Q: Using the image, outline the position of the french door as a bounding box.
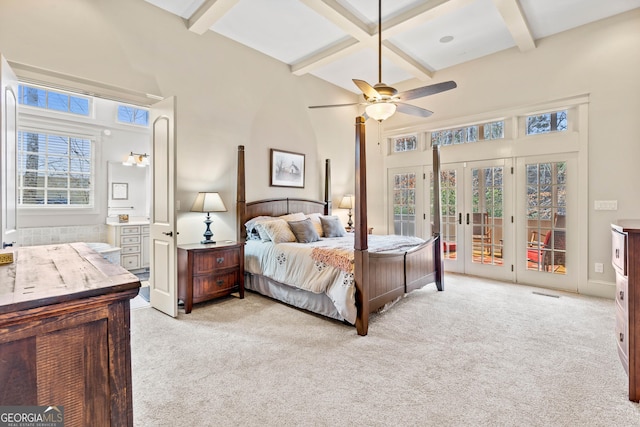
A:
[515,154,578,292]
[388,167,425,238]
[391,154,576,290]
[437,159,513,281]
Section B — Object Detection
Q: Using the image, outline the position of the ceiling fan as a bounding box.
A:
[309,0,457,122]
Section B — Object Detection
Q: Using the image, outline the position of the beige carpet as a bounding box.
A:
[130,273,640,426]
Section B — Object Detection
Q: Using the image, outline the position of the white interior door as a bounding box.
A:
[1,55,18,250]
[149,96,177,317]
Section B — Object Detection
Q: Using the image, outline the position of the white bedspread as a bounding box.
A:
[244,234,425,324]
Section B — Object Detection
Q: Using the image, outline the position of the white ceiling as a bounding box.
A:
[145,0,640,93]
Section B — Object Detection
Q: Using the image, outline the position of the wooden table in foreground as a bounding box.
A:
[0,242,140,427]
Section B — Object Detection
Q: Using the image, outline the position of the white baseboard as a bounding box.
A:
[581,279,615,299]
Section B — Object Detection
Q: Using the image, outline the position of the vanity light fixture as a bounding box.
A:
[122,152,150,167]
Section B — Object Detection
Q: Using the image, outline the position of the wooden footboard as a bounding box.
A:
[367,251,406,312]
[405,237,440,293]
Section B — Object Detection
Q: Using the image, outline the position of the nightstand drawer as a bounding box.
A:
[193,249,239,273]
[193,272,239,300]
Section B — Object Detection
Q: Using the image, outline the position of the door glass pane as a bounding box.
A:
[471,166,503,265]
[525,162,567,274]
[440,169,457,260]
[393,172,416,236]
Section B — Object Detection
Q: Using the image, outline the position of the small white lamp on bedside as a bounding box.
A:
[190,192,227,244]
[339,194,355,231]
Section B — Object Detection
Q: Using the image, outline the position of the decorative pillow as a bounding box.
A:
[288,218,320,243]
[256,219,296,244]
[245,216,274,239]
[279,212,306,222]
[320,215,346,238]
[305,213,324,237]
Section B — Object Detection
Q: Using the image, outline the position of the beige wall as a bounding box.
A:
[376,9,640,295]
[0,0,359,244]
[1,0,638,294]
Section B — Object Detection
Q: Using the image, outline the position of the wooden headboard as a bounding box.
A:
[236,145,331,241]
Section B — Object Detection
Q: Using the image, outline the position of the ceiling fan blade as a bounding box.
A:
[308,102,361,109]
[395,102,433,118]
[353,79,380,99]
[397,81,457,101]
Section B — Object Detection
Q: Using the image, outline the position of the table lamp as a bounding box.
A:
[339,194,355,231]
[190,192,227,244]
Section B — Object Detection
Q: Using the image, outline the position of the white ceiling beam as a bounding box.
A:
[382,42,434,81]
[298,0,372,40]
[492,0,535,51]
[187,0,240,35]
[291,38,363,76]
[295,0,428,79]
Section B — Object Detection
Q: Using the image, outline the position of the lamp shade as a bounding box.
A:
[190,192,227,213]
[338,194,354,209]
[365,102,396,121]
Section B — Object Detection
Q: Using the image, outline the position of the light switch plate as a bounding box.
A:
[594,200,617,210]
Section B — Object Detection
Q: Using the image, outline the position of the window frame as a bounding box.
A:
[18,84,92,118]
[524,109,568,136]
[17,120,99,214]
[116,104,150,127]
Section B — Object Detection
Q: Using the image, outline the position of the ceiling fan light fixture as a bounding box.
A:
[366,102,396,121]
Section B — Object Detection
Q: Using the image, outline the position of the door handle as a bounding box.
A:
[458,213,462,225]
[162,231,173,237]
[466,213,470,225]
[3,242,14,249]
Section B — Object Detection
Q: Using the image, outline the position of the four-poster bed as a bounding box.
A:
[236,116,443,335]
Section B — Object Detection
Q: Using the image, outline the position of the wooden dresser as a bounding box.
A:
[0,243,140,426]
[178,241,244,313]
[611,220,640,402]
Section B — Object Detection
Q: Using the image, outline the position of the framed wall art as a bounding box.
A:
[270,149,305,188]
[112,182,128,200]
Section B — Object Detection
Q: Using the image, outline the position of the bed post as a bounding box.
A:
[324,159,331,215]
[237,145,246,243]
[432,145,444,291]
[354,116,369,336]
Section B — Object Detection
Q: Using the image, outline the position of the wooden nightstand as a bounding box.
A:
[177,241,244,313]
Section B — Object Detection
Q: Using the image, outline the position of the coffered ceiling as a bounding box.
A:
[145,0,640,93]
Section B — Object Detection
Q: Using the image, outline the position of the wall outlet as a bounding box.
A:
[595,262,604,273]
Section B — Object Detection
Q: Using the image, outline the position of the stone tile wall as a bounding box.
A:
[20,224,108,246]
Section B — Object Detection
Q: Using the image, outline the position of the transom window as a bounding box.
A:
[117,105,149,126]
[526,110,567,135]
[431,120,504,146]
[17,130,94,207]
[392,135,417,152]
[18,84,90,116]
